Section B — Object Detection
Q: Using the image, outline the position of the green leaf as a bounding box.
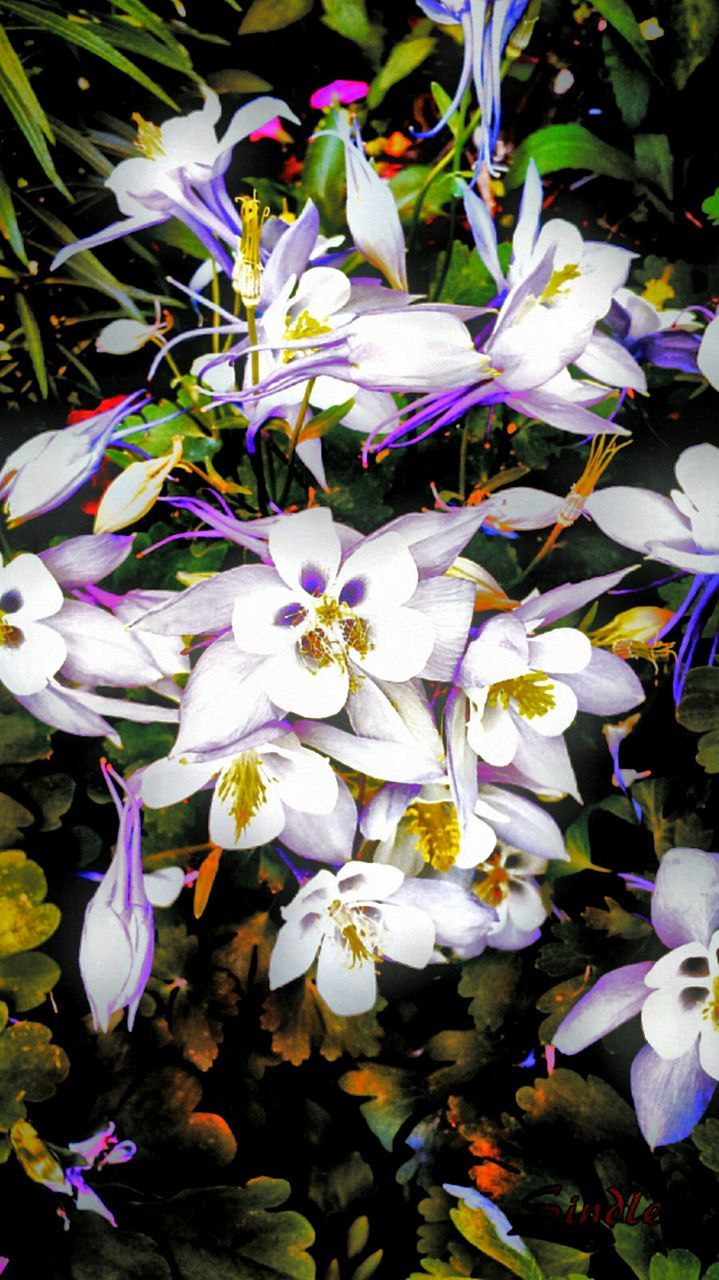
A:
[14,291,48,398]
[0,951,61,1013]
[582,896,652,940]
[207,68,274,94]
[668,0,719,90]
[434,241,499,306]
[301,109,347,230]
[136,1178,316,1279]
[0,704,52,765]
[450,1197,543,1280]
[339,1063,425,1152]
[0,23,70,197]
[33,201,145,319]
[702,189,719,226]
[0,3,178,108]
[367,31,437,109]
[677,666,719,731]
[239,0,313,34]
[0,1020,69,1130]
[428,953,524,1090]
[389,165,455,222]
[119,1065,237,1167]
[508,123,635,188]
[525,1237,591,1277]
[516,1069,638,1142]
[0,850,60,958]
[593,0,656,71]
[692,1116,719,1172]
[696,728,719,773]
[0,168,27,265]
[320,0,385,66]
[22,774,75,831]
[602,35,650,129]
[65,1215,174,1280]
[0,793,33,846]
[649,1250,702,1280]
[634,133,673,200]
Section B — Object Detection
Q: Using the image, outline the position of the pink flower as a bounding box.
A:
[249,116,294,143]
[310,79,369,109]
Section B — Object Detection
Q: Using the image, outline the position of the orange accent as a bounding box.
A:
[193,845,222,919]
[383,131,412,158]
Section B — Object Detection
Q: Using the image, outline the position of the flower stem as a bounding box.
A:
[279,379,316,509]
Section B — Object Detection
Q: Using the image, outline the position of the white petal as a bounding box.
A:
[505,880,547,931]
[527,627,591,675]
[269,914,326,990]
[641,984,704,1059]
[270,744,338,814]
[232,579,305,656]
[456,813,497,868]
[585,488,690,555]
[1,552,64,621]
[523,679,578,737]
[140,755,217,808]
[268,507,341,596]
[411,577,475,681]
[337,532,418,611]
[291,266,351,318]
[209,773,285,849]
[0,620,66,695]
[52,601,161,688]
[467,703,520,766]
[337,861,403,903]
[280,774,357,863]
[296,718,444,784]
[699,1025,719,1080]
[379,902,435,967]
[697,315,719,390]
[360,607,434,682]
[173,637,277,760]
[316,931,378,1015]
[143,866,185,908]
[263,645,349,718]
[645,942,712,988]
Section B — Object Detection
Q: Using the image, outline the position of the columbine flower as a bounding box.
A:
[134,505,478,725]
[93,436,183,534]
[472,844,549,950]
[51,89,299,276]
[584,442,719,700]
[269,862,435,1015]
[79,766,153,1033]
[140,730,356,860]
[0,392,150,526]
[0,553,66,696]
[553,846,719,1148]
[607,286,700,374]
[96,300,173,355]
[415,1,534,174]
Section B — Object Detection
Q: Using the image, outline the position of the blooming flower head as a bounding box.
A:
[472,844,549,950]
[269,861,435,1015]
[553,846,719,1147]
[0,553,66,695]
[0,392,149,526]
[79,765,154,1033]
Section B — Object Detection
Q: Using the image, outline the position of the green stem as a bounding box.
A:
[244,302,269,515]
[431,91,469,303]
[279,379,315,509]
[407,103,481,255]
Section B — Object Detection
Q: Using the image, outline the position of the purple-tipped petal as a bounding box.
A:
[40,534,135,588]
[552,962,653,1054]
[651,847,719,949]
[631,1041,716,1148]
[562,647,645,716]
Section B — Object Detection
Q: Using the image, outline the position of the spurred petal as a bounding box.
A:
[296,720,444,783]
[52,601,162,687]
[412,577,475,681]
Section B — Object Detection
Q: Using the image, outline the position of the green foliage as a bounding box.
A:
[301,109,347,230]
[702,189,719,225]
[508,123,635,188]
[665,0,719,89]
[427,953,524,1090]
[0,1019,69,1131]
[339,1063,425,1151]
[516,1069,638,1142]
[320,0,385,67]
[239,0,314,34]
[0,850,62,1012]
[450,1196,543,1280]
[602,34,650,128]
[677,667,719,773]
[367,25,437,109]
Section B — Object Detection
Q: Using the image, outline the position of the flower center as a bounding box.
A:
[282,309,333,364]
[404,801,461,872]
[702,975,719,1030]
[541,263,581,303]
[486,671,556,719]
[215,751,268,839]
[327,899,383,969]
[295,594,372,682]
[131,113,164,160]
[473,852,510,907]
[0,610,23,649]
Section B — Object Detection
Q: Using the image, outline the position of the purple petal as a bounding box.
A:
[40,534,135,588]
[631,1041,716,1148]
[514,566,638,627]
[651,847,719,949]
[562,647,645,716]
[552,962,653,1054]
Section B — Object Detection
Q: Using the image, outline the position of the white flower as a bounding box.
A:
[229,507,437,718]
[473,845,549,950]
[641,935,719,1079]
[96,301,172,355]
[269,862,435,1015]
[0,553,66,695]
[140,731,339,851]
[336,114,408,291]
[459,613,592,766]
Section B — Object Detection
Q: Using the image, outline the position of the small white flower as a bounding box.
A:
[269,862,435,1015]
[473,845,549,949]
[642,935,719,1080]
[0,553,66,695]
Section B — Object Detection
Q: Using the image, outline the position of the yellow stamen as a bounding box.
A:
[474,854,510,907]
[404,801,461,873]
[328,899,382,968]
[216,751,268,839]
[541,262,581,303]
[282,309,333,364]
[528,435,632,568]
[641,264,674,310]
[299,595,372,681]
[590,606,676,670]
[233,195,270,307]
[132,112,164,160]
[487,671,556,719]
[0,611,23,648]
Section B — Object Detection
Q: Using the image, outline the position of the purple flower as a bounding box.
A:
[553,846,719,1148]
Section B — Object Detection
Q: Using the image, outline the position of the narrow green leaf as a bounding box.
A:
[14,293,48,399]
[0,3,178,108]
[239,0,314,34]
[431,81,462,139]
[0,168,27,265]
[207,68,274,94]
[669,0,719,90]
[93,21,199,77]
[592,0,657,72]
[508,123,635,187]
[634,133,673,200]
[0,24,70,197]
[320,0,385,67]
[367,31,437,109]
[47,118,113,178]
